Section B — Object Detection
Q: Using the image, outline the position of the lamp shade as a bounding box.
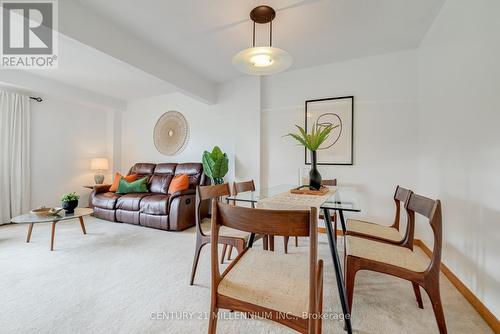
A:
[232,46,292,76]
[90,158,109,170]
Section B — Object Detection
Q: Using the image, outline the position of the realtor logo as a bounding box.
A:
[1,0,58,68]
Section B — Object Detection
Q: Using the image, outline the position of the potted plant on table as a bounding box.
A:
[61,192,80,213]
[202,146,229,185]
[285,123,337,190]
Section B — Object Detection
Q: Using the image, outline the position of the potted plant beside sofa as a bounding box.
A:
[202,146,229,185]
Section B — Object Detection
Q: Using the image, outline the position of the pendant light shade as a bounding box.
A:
[232,6,292,76]
[232,46,292,76]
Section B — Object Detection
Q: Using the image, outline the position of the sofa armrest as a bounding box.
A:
[94,184,112,194]
[168,189,196,203]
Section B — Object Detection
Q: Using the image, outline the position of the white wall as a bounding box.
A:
[417,0,500,317]
[30,97,113,207]
[261,50,419,222]
[121,76,260,184]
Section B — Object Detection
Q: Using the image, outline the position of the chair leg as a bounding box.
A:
[423,284,448,334]
[220,244,228,264]
[208,306,218,334]
[316,274,324,334]
[283,236,289,254]
[235,240,245,254]
[269,236,275,251]
[227,245,233,260]
[295,236,299,247]
[334,219,338,243]
[345,258,357,311]
[412,282,424,309]
[189,240,205,285]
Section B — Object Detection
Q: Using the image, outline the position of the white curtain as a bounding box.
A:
[0,91,31,225]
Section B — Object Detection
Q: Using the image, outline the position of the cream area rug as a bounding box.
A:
[0,217,493,334]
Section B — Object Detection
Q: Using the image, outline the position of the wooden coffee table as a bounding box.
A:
[11,208,93,251]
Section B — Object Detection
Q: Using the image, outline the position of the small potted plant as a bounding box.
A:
[61,192,80,213]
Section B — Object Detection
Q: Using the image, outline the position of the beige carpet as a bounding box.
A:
[0,217,493,334]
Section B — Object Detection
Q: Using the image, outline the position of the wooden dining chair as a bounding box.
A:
[346,185,412,245]
[189,183,250,285]
[221,180,268,260]
[344,186,425,308]
[344,193,447,334]
[208,201,323,334]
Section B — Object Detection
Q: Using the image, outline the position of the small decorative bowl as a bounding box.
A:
[31,207,64,217]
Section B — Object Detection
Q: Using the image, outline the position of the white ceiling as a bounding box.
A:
[25,35,176,100]
[76,0,445,83]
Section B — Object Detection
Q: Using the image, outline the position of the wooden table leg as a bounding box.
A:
[26,223,34,243]
[79,216,87,234]
[269,235,275,251]
[26,223,35,242]
[51,222,56,251]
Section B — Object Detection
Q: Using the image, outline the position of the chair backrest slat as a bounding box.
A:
[215,201,314,237]
[233,180,255,194]
[405,193,442,273]
[321,179,337,186]
[195,184,231,236]
[392,185,411,231]
[394,186,411,202]
[199,183,230,201]
[406,193,436,219]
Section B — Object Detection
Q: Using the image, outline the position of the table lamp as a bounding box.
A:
[90,158,109,184]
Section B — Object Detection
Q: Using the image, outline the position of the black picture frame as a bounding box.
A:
[304,96,354,165]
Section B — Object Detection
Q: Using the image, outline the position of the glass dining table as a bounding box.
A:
[226,185,360,334]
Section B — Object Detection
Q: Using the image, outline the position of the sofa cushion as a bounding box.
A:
[168,174,189,194]
[116,193,153,211]
[110,173,138,192]
[154,163,177,175]
[116,177,149,194]
[149,174,172,194]
[140,213,168,230]
[175,163,203,187]
[93,192,121,210]
[140,195,170,215]
[93,207,117,222]
[128,163,156,179]
[116,209,140,225]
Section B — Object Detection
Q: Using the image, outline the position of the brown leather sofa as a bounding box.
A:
[90,162,209,231]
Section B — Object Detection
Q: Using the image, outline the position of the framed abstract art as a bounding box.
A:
[305,96,354,165]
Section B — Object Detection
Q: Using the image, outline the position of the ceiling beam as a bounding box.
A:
[58,0,216,104]
[0,70,126,111]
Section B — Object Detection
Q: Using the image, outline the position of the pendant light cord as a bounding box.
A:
[251,8,274,48]
[253,21,256,47]
[270,21,272,47]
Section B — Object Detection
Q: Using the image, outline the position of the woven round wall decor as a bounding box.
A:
[153,111,189,156]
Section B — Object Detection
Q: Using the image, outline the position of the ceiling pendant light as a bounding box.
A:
[232,5,292,76]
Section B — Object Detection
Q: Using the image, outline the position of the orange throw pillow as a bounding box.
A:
[168,174,190,194]
[109,173,138,192]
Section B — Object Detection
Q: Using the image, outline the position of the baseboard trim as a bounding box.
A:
[414,239,500,333]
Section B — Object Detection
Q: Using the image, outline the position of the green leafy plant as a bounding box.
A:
[285,123,338,151]
[202,146,229,185]
[61,192,80,202]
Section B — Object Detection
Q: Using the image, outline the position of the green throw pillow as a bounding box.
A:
[116,176,149,194]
